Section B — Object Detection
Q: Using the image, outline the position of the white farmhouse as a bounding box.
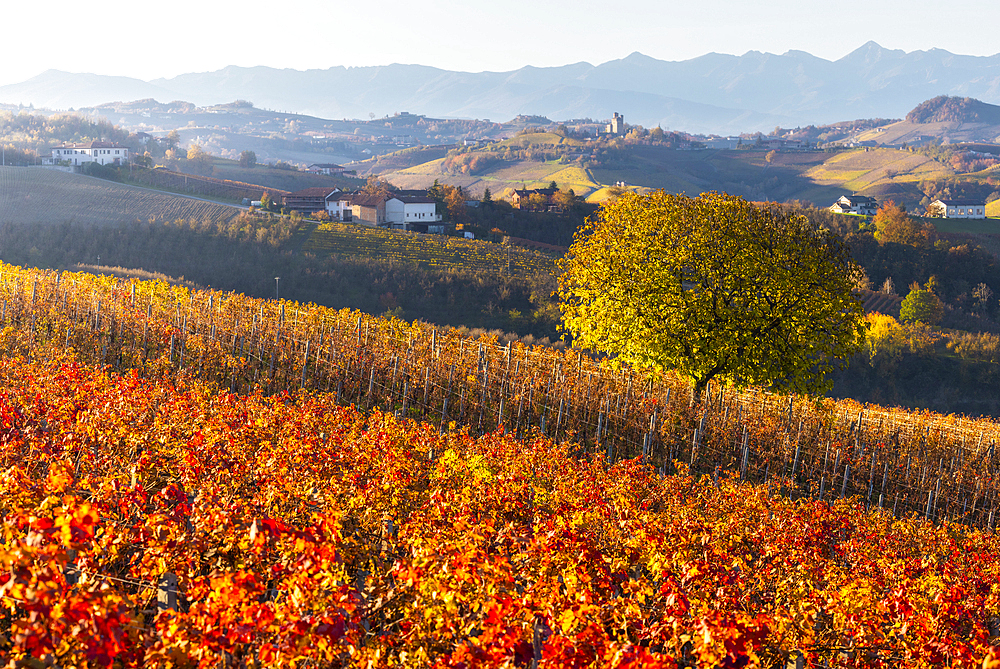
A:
[928,199,987,219]
[830,194,877,215]
[47,141,130,166]
[385,195,443,233]
[325,192,354,221]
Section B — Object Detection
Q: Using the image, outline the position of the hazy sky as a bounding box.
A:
[6,0,998,85]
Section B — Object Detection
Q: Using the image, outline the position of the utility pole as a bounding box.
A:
[275,277,280,301]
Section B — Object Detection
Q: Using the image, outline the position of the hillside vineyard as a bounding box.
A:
[0,264,997,530]
[0,354,997,666]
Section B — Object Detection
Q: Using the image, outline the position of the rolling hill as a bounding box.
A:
[854,96,1000,145]
[802,147,955,201]
[374,138,963,209]
[0,166,241,224]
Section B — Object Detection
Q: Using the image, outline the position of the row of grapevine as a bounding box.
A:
[0,166,242,225]
[0,263,996,529]
[0,355,997,667]
[125,165,290,202]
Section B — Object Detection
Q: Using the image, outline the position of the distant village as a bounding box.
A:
[29,108,997,228]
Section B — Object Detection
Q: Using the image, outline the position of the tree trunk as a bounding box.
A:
[691,377,709,406]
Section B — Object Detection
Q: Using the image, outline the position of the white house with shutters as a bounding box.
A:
[325,191,354,221]
[46,141,130,166]
[928,199,987,219]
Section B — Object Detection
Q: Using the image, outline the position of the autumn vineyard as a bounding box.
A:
[2,263,1000,667]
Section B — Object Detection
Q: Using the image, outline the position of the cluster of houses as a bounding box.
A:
[830,194,989,219]
[279,187,445,233]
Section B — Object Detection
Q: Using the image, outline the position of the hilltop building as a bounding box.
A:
[830,194,877,215]
[44,141,130,167]
[605,112,625,136]
[927,199,987,219]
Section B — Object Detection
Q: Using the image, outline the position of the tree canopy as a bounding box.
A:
[238,150,256,169]
[900,288,944,325]
[872,199,934,247]
[558,191,867,397]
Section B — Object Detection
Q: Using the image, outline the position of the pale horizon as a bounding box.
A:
[3,0,998,87]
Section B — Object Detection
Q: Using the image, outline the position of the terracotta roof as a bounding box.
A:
[351,193,390,207]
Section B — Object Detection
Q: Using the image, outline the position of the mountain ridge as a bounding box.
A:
[3,43,1000,134]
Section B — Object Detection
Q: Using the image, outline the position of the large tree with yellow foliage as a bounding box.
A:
[558,191,867,398]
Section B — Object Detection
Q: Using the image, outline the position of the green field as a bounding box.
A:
[0,166,241,224]
[301,222,558,276]
[930,216,1000,234]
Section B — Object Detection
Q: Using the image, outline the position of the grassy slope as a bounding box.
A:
[0,166,240,224]
[353,145,453,177]
[805,148,951,183]
[930,217,1000,234]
